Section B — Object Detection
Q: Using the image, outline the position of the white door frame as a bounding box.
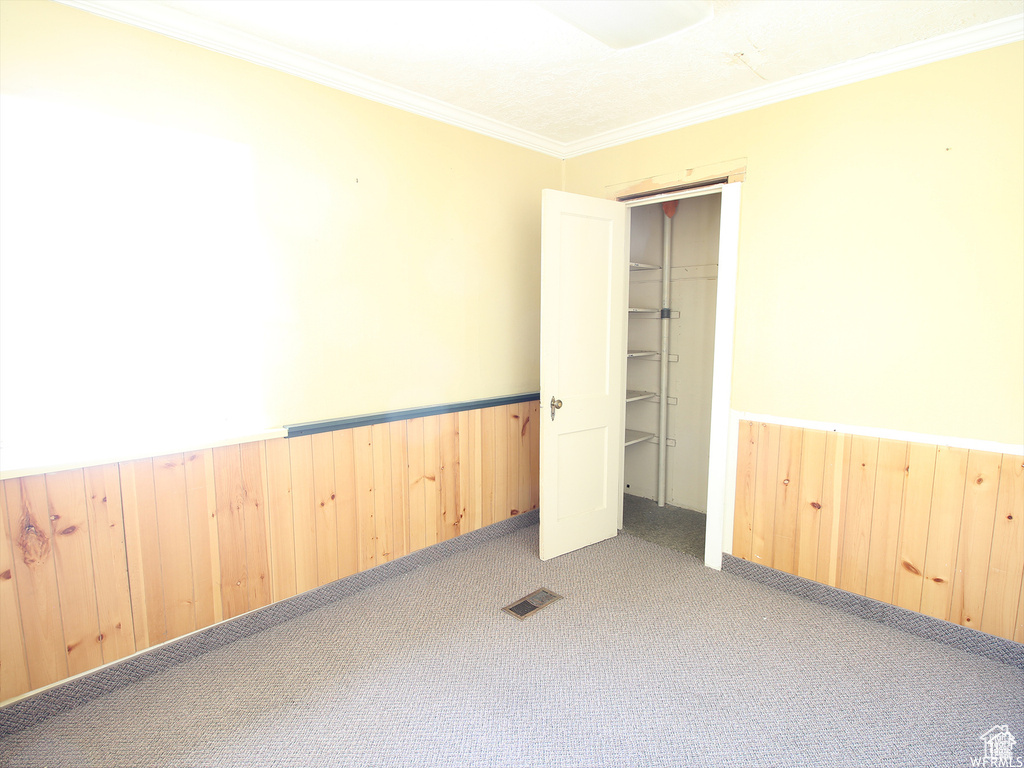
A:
[623,181,742,570]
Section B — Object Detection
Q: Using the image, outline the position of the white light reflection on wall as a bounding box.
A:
[0,95,274,473]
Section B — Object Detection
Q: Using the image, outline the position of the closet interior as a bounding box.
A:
[622,190,722,559]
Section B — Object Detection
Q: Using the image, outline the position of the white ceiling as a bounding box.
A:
[59,0,1024,157]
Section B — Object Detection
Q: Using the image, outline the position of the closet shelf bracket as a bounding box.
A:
[624,429,677,448]
[629,307,679,318]
[626,351,679,362]
[625,390,677,405]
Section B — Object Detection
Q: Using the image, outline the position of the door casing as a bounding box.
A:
[623,182,741,569]
[540,182,742,568]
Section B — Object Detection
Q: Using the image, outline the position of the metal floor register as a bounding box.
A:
[502,588,563,620]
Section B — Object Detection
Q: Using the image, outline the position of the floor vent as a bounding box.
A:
[502,588,563,620]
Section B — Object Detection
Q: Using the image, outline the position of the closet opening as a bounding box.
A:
[621,184,725,562]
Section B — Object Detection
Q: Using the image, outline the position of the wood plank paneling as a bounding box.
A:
[949,451,1002,630]
[352,426,377,571]
[506,406,520,518]
[0,481,30,700]
[493,406,509,524]
[3,476,67,689]
[771,427,803,575]
[239,441,271,610]
[333,429,359,580]
[264,438,296,603]
[7,406,1023,706]
[44,469,104,676]
[892,443,936,615]
[839,436,879,596]
[465,410,484,533]
[371,423,395,562]
[289,435,319,594]
[119,460,164,649]
[151,456,196,642]
[183,451,221,630]
[406,418,427,553]
[794,429,826,580]
[389,421,411,560]
[817,433,846,588]
[458,411,472,538]
[750,422,781,567]
[480,408,496,528]
[731,419,758,560]
[733,420,1023,645]
[517,403,532,518]
[1016,570,1024,644]
[0,399,540,704]
[422,416,442,548]
[311,433,338,586]
[211,446,249,621]
[439,413,459,539]
[981,457,1024,639]
[258,445,274,603]
[919,446,969,621]
[82,464,135,663]
[529,400,541,513]
[864,439,908,604]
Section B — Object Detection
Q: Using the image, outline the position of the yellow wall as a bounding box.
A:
[567,43,1024,446]
[0,0,560,473]
[3,0,1021,466]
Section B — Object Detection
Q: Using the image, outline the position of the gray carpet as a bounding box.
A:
[622,493,706,560]
[1,524,1021,768]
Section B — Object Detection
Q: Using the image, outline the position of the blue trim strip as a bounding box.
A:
[286,393,541,438]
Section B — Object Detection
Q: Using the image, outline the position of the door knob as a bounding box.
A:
[550,396,563,420]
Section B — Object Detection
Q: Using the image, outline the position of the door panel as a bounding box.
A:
[555,427,609,520]
[539,189,627,560]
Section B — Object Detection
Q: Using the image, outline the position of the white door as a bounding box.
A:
[539,189,627,560]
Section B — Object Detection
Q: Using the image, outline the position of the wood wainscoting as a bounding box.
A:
[0,401,540,703]
[732,420,1024,643]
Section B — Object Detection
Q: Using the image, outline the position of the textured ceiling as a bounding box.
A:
[63,0,1024,154]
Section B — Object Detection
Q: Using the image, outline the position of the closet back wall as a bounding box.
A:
[0,0,560,475]
[625,194,721,511]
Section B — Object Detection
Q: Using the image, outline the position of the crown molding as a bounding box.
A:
[53,2,1023,161]
[53,0,567,157]
[560,13,1024,158]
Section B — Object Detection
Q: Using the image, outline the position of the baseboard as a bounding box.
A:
[0,510,539,738]
[721,554,1024,670]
